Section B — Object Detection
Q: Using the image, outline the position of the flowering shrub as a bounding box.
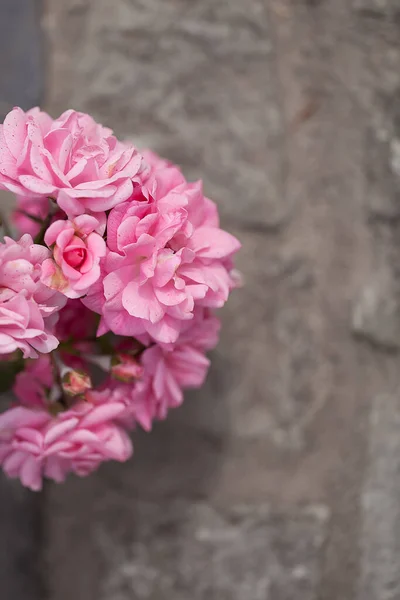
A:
[0,108,240,490]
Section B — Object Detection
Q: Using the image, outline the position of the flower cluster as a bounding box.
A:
[0,108,240,490]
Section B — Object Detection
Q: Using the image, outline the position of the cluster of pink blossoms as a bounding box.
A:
[0,107,240,490]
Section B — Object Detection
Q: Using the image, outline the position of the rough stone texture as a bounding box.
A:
[353,0,400,17]
[0,477,44,600]
[358,393,400,600]
[0,398,44,600]
[0,0,43,116]
[0,3,44,599]
[47,490,328,600]
[35,1,400,599]
[42,0,287,229]
[352,267,400,350]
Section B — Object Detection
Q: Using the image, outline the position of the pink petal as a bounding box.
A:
[3,107,27,158]
[18,175,56,195]
[44,128,73,172]
[73,214,99,235]
[44,456,69,482]
[0,407,49,430]
[20,455,43,491]
[0,127,19,178]
[188,227,241,259]
[80,403,125,428]
[29,143,54,182]
[44,417,79,446]
[44,219,73,246]
[3,450,27,475]
[122,281,164,323]
[103,428,133,461]
[145,315,181,344]
[154,283,187,307]
[86,232,106,258]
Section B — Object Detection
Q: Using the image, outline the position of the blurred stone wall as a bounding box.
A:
[17,0,400,598]
[0,2,44,598]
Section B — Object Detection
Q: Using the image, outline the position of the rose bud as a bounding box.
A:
[111,354,143,383]
[62,369,92,397]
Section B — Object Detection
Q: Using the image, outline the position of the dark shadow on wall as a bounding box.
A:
[0,402,45,600]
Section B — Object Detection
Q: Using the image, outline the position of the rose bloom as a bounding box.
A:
[83,155,240,344]
[0,107,146,215]
[0,234,66,357]
[113,308,221,430]
[0,388,133,491]
[41,215,106,298]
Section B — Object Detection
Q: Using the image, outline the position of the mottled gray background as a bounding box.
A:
[1,0,400,598]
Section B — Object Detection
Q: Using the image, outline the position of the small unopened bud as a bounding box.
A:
[62,369,92,397]
[111,354,143,383]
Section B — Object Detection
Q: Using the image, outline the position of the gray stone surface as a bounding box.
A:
[358,393,400,600]
[45,484,328,600]
[0,0,43,116]
[353,0,400,16]
[352,267,400,350]
[0,476,44,600]
[97,503,328,600]
[0,2,44,598]
[43,0,288,229]
[0,398,44,600]
[14,0,400,599]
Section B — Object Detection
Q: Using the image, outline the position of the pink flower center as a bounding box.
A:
[64,247,87,269]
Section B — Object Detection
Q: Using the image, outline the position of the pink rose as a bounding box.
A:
[129,342,210,427]
[41,215,106,298]
[83,162,240,344]
[130,149,186,202]
[0,390,133,491]
[0,234,66,357]
[112,309,220,431]
[0,108,145,216]
[177,307,221,351]
[139,309,219,420]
